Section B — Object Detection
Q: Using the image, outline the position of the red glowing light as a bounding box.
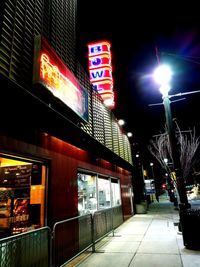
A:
[33,36,88,121]
[88,41,111,56]
[89,54,111,69]
[162,184,167,189]
[40,53,84,115]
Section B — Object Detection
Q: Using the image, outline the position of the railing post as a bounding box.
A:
[51,230,55,267]
[91,213,95,253]
[112,208,114,237]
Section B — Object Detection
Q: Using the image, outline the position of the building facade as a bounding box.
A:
[0,0,133,239]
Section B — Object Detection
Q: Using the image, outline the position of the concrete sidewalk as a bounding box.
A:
[67,195,200,267]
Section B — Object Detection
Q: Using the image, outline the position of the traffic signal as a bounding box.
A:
[162,183,167,190]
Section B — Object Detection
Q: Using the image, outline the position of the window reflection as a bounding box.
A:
[98,177,111,209]
[111,178,121,206]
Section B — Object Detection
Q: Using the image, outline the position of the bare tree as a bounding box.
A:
[148,124,200,182]
[148,131,170,174]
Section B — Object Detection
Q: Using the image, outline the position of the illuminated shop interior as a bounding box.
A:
[0,156,46,237]
[78,172,121,215]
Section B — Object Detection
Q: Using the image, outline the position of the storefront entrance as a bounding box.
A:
[0,155,47,238]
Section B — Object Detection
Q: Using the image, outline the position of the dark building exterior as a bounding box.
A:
[0,0,133,247]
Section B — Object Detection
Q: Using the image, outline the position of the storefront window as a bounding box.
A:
[0,156,47,238]
[77,172,121,215]
[111,178,121,206]
[98,177,111,209]
[78,173,97,215]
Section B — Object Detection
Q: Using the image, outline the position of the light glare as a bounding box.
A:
[118,119,125,126]
[153,65,172,86]
[164,158,168,163]
[127,132,133,137]
[159,84,171,97]
[104,98,114,107]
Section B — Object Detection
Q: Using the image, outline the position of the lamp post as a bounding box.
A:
[153,65,189,209]
[150,162,155,179]
[150,162,155,202]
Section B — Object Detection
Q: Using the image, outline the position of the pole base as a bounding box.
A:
[179,202,191,210]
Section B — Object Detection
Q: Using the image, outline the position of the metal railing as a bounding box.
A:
[0,206,123,267]
[52,205,123,267]
[0,227,52,267]
[52,213,93,267]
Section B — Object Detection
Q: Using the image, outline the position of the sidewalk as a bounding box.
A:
[68,195,200,267]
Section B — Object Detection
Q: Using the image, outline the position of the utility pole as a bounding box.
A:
[163,95,190,208]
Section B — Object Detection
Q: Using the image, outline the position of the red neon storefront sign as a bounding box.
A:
[33,36,88,121]
[40,53,84,114]
[88,41,115,109]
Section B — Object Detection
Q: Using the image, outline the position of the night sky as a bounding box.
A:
[76,1,200,161]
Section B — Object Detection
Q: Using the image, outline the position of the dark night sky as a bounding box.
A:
[76,1,200,159]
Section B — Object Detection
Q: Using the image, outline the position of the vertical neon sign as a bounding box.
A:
[88,41,115,109]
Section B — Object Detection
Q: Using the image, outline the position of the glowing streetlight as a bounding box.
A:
[153,64,189,208]
[153,64,172,97]
[164,158,168,164]
[127,132,133,137]
[118,119,125,126]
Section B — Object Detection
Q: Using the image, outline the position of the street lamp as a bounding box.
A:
[118,119,125,126]
[150,162,155,202]
[127,132,133,137]
[150,162,155,179]
[153,64,189,209]
[164,158,168,164]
